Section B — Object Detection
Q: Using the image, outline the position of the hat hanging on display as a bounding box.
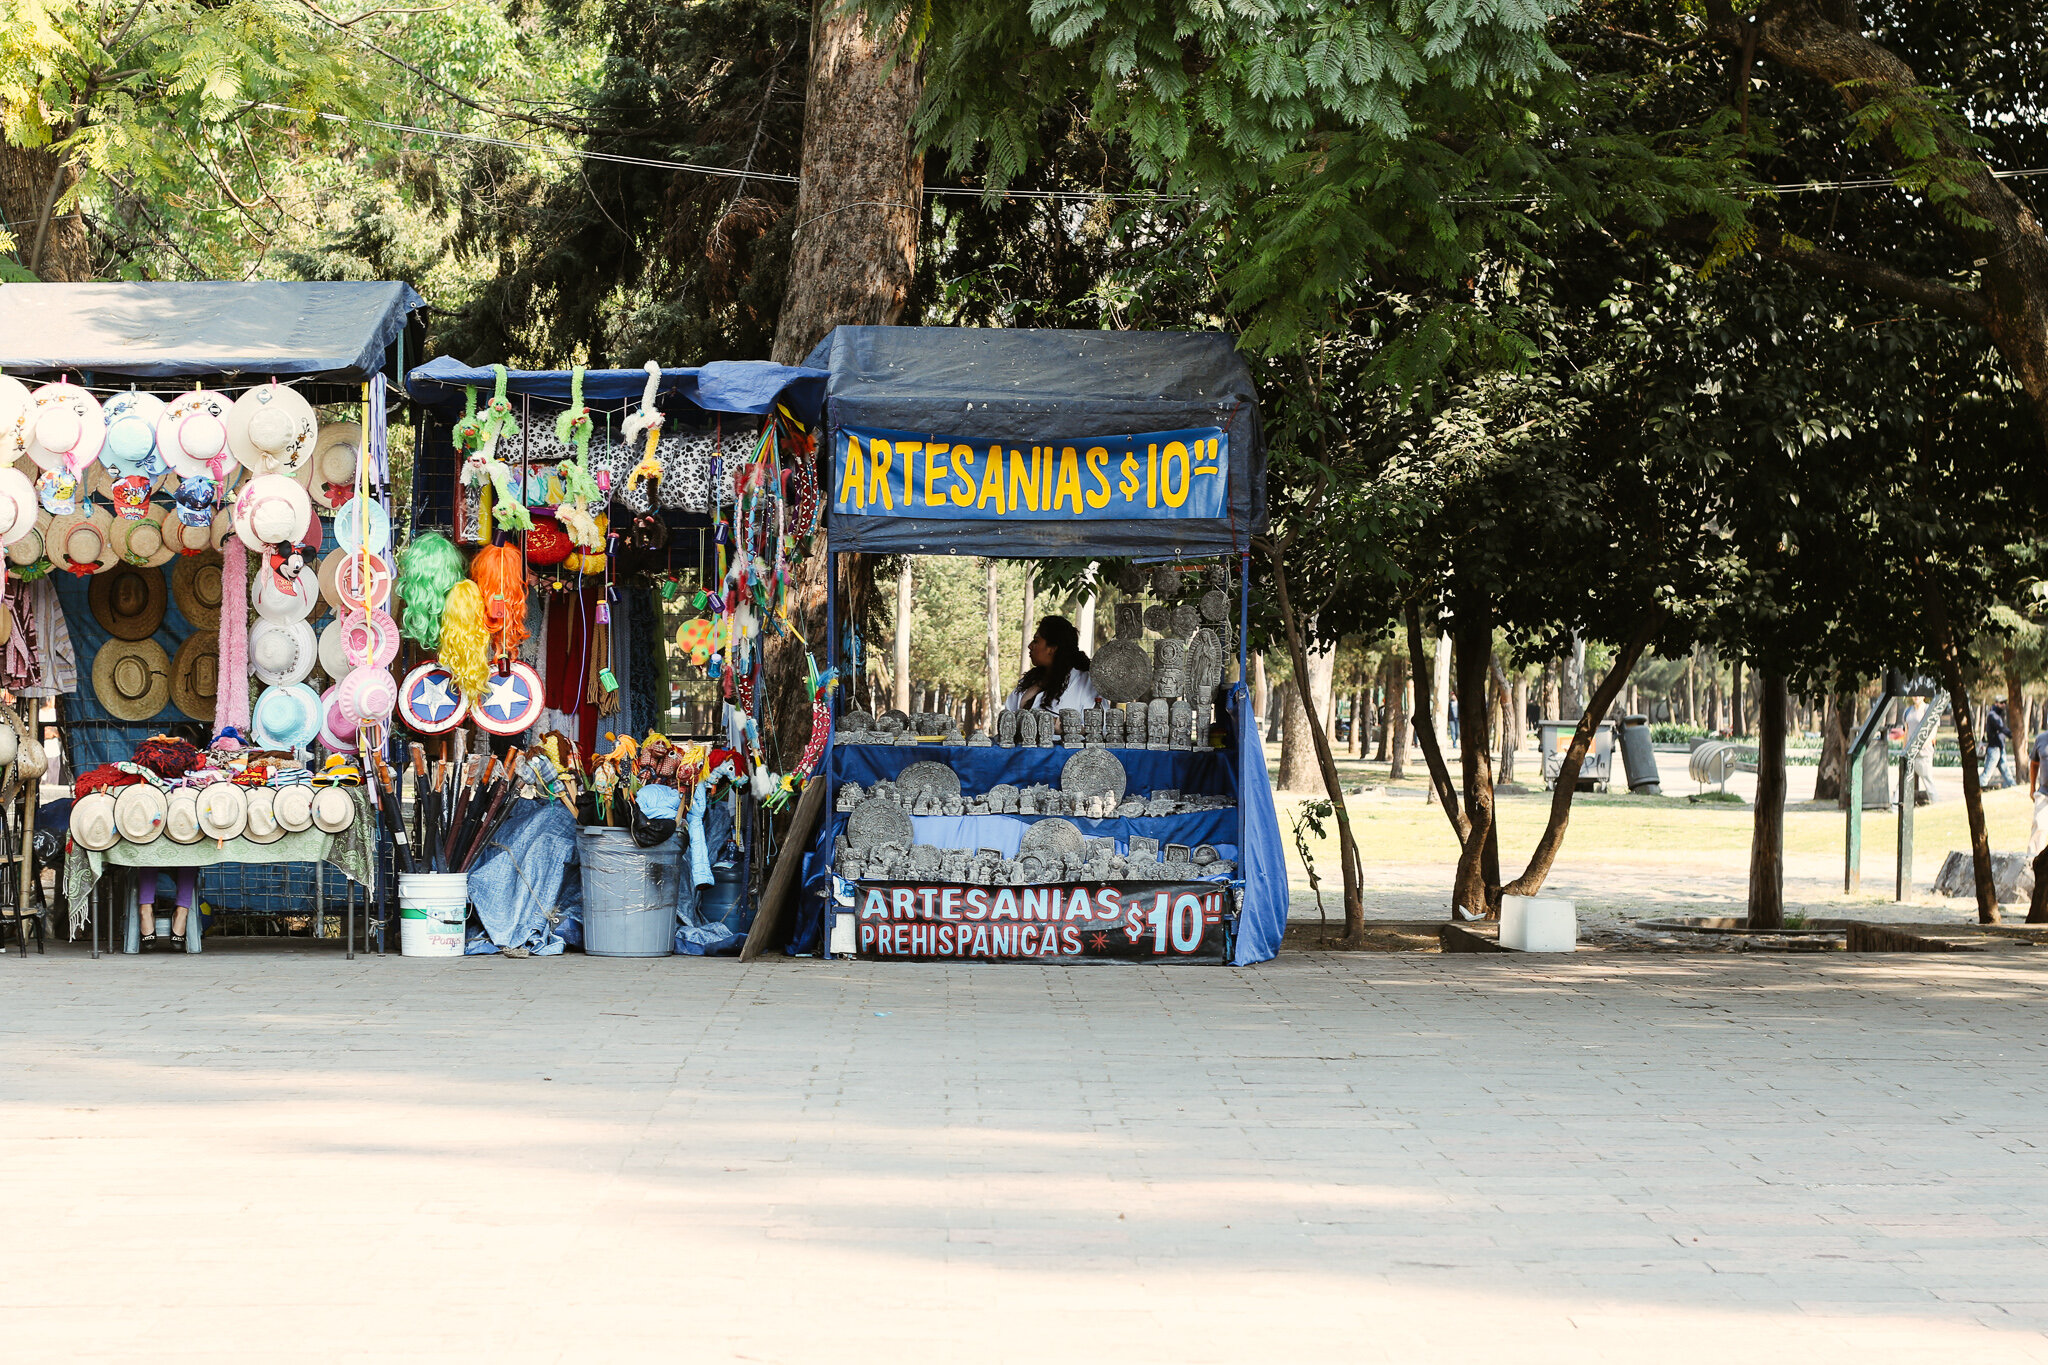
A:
[196,781,247,842]
[227,381,318,476]
[242,786,285,844]
[114,784,168,845]
[317,683,359,752]
[334,496,391,556]
[206,505,237,553]
[171,550,223,627]
[157,390,235,481]
[102,391,169,478]
[398,662,467,735]
[107,472,160,521]
[273,782,314,833]
[249,617,317,687]
[333,550,393,612]
[36,466,86,516]
[49,507,117,575]
[0,375,30,459]
[336,664,397,724]
[71,791,120,852]
[164,788,203,845]
[253,560,320,622]
[472,660,544,736]
[337,609,399,670]
[21,382,105,472]
[0,465,38,546]
[317,616,350,682]
[112,505,177,568]
[234,473,314,553]
[88,562,168,640]
[170,631,220,721]
[6,510,51,569]
[303,422,361,511]
[311,785,354,834]
[92,637,170,721]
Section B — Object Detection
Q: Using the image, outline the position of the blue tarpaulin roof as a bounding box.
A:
[405,357,828,426]
[0,281,423,387]
[807,325,1266,558]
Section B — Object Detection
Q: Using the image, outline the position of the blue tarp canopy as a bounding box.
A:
[405,357,828,426]
[0,282,423,395]
[808,325,1266,558]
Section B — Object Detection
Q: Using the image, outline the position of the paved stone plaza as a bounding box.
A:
[6,947,2048,1362]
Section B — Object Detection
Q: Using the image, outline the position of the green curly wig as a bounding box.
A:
[397,531,468,650]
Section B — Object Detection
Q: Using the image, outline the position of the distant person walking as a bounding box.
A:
[1903,696,1937,806]
[1981,699,2015,789]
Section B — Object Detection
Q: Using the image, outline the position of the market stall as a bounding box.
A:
[0,280,424,955]
[397,356,829,956]
[793,326,1289,965]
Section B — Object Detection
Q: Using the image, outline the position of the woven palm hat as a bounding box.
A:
[113,505,177,568]
[114,783,168,845]
[227,382,318,477]
[273,781,315,833]
[93,637,171,722]
[22,382,105,473]
[234,473,314,553]
[249,617,317,687]
[196,781,247,842]
[205,505,237,553]
[71,791,120,851]
[242,786,284,844]
[170,631,220,722]
[171,550,223,627]
[0,465,39,546]
[303,423,361,511]
[88,562,168,640]
[157,390,235,481]
[311,784,354,834]
[49,507,118,575]
[163,787,203,844]
[6,509,51,568]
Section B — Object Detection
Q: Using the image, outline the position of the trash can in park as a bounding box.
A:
[579,828,682,957]
[1539,719,1616,792]
[1616,714,1662,795]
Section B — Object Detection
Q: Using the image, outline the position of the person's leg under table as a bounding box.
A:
[175,866,199,953]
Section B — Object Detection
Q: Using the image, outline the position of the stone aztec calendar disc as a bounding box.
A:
[896,760,963,803]
[1060,746,1128,805]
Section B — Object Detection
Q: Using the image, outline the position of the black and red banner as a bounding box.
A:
[851,881,1230,963]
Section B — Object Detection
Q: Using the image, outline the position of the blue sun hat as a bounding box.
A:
[250,681,323,751]
[102,391,168,478]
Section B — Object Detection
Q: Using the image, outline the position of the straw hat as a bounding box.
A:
[274,782,314,833]
[92,637,171,722]
[0,375,30,460]
[205,505,237,553]
[4,509,50,570]
[71,791,120,851]
[253,560,320,622]
[170,631,220,721]
[49,507,117,575]
[102,391,169,478]
[0,466,38,547]
[242,785,284,844]
[88,562,168,640]
[117,507,177,569]
[114,783,168,845]
[227,382,318,477]
[22,382,105,472]
[311,784,355,834]
[252,680,322,750]
[303,423,361,511]
[333,496,391,556]
[157,390,235,481]
[164,788,203,844]
[234,473,314,553]
[171,550,223,627]
[249,617,317,686]
[196,781,247,842]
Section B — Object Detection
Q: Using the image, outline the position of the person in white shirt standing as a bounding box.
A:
[1006,615,1099,713]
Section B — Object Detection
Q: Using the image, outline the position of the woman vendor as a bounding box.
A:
[1005,616,1098,712]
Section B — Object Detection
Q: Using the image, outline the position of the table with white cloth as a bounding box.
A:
[64,789,380,956]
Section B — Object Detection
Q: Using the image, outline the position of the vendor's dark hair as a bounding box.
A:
[1016,615,1089,709]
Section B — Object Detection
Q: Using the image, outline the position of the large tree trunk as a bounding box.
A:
[1924,580,2000,924]
[1018,568,1035,674]
[1388,654,1410,781]
[1278,637,1334,793]
[1267,549,1364,939]
[892,560,913,712]
[1704,1,2048,448]
[984,560,1000,721]
[1813,689,1853,803]
[1749,673,1789,930]
[1406,608,1470,836]
[1452,610,1498,918]
[1431,632,1453,742]
[0,142,91,280]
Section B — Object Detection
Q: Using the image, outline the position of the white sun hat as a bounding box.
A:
[71,791,121,851]
[242,786,285,844]
[113,783,168,845]
[196,782,248,843]
[253,560,321,622]
[22,382,105,472]
[227,381,318,477]
[311,785,355,834]
[0,465,39,547]
[0,374,31,460]
[164,788,203,845]
[234,472,314,552]
[157,390,236,481]
[273,782,315,833]
[249,616,318,686]
[102,391,169,478]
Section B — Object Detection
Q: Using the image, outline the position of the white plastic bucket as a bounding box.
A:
[399,872,469,957]
[1500,894,1577,952]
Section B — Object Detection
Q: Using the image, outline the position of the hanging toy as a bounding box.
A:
[471,365,531,533]
[622,360,665,503]
[553,365,605,548]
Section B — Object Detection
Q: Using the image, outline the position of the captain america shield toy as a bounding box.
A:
[471,660,544,736]
[399,662,468,735]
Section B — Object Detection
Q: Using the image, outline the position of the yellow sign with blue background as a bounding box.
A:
[833,425,1228,521]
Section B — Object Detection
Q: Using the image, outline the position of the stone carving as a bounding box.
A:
[996,709,1018,747]
[1147,698,1170,749]
[1170,698,1195,750]
[1115,602,1145,639]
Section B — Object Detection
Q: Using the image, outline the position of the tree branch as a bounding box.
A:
[1405,605,1470,839]
[1758,229,1991,323]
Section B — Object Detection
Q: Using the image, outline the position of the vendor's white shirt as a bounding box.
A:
[1005,670,1100,713]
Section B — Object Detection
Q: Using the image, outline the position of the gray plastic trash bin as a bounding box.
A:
[1616,714,1662,794]
[579,828,681,957]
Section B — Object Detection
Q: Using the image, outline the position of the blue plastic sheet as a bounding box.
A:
[406,356,827,426]
[1225,684,1288,964]
[464,799,578,955]
[676,798,739,955]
